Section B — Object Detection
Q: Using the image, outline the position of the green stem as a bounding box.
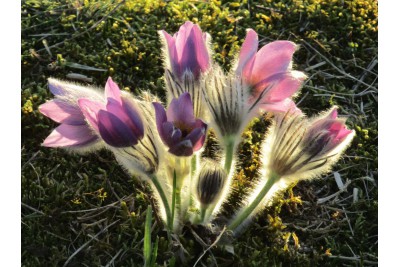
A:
[188,155,197,213]
[224,137,235,173]
[200,205,207,223]
[228,173,279,232]
[150,175,173,232]
[171,170,177,230]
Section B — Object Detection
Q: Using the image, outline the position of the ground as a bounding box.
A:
[22,0,377,266]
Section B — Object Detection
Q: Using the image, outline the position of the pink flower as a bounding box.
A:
[160,21,210,79]
[153,93,207,157]
[304,107,354,155]
[236,29,306,113]
[78,78,144,148]
[39,79,102,148]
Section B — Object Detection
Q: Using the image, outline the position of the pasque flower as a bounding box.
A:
[235,29,306,113]
[39,78,104,149]
[228,107,355,234]
[78,77,144,148]
[160,21,212,119]
[160,21,211,79]
[153,92,207,157]
[262,106,355,181]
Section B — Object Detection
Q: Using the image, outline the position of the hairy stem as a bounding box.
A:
[227,173,279,232]
[150,175,173,232]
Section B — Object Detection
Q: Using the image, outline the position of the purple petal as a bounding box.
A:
[39,100,85,125]
[166,92,195,126]
[48,78,67,96]
[153,102,168,141]
[42,124,97,147]
[244,41,297,86]
[105,77,122,105]
[122,98,144,139]
[184,125,206,152]
[175,21,209,77]
[162,122,182,147]
[160,30,179,75]
[168,139,194,157]
[78,98,104,132]
[236,29,258,74]
[98,110,138,147]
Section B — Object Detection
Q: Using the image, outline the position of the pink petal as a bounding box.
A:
[39,100,85,125]
[191,24,210,73]
[42,124,97,147]
[236,29,258,74]
[105,77,122,105]
[245,41,297,86]
[78,98,104,132]
[257,71,306,102]
[160,30,178,73]
[260,98,301,114]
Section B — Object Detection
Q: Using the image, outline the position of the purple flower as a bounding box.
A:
[39,79,101,148]
[160,21,211,79]
[78,77,144,148]
[236,29,306,113]
[153,92,207,157]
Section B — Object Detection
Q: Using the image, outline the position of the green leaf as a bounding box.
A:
[144,205,152,266]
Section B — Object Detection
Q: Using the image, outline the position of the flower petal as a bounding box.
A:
[153,102,168,141]
[42,124,97,147]
[162,122,182,147]
[168,139,193,157]
[78,98,104,132]
[236,29,258,74]
[105,77,122,105]
[98,110,138,147]
[256,71,306,102]
[39,100,85,125]
[166,92,195,126]
[245,41,297,86]
[184,125,206,152]
[122,98,144,139]
[260,98,301,114]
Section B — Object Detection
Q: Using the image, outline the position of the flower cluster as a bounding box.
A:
[39,21,354,235]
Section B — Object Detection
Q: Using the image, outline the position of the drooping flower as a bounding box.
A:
[39,78,104,150]
[261,106,355,181]
[153,92,207,157]
[235,29,307,113]
[159,21,211,80]
[227,107,355,235]
[78,77,144,148]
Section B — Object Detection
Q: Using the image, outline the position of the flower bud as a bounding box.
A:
[196,160,226,206]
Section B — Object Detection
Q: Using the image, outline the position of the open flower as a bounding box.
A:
[39,78,104,149]
[159,21,211,80]
[235,29,306,113]
[78,77,144,148]
[153,92,207,157]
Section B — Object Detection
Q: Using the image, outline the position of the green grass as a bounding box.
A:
[22,0,377,266]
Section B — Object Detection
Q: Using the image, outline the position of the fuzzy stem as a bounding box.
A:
[224,137,235,173]
[200,204,207,223]
[227,173,279,232]
[171,170,177,230]
[150,175,173,232]
[187,155,197,214]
